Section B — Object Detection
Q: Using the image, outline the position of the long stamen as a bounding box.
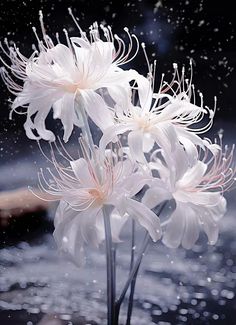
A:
[68,7,85,37]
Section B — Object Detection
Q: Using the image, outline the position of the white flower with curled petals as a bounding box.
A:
[39,140,161,264]
[143,140,235,249]
[0,10,140,142]
[100,62,216,164]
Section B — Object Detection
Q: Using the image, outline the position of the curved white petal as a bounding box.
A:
[176,127,204,147]
[162,203,186,248]
[12,92,30,109]
[25,97,55,142]
[142,186,172,210]
[128,130,147,164]
[23,103,41,140]
[96,209,128,243]
[152,122,177,153]
[90,41,114,67]
[99,124,132,152]
[181,206,200,249]
[110,212,128,242]
[210,195,227,221]
[54,201,104,265]
[178,135,198,165]
[49,44,76,73]
[203,140,221,156]
[173,144,189,182]
[71,37,91,50]
[53,93,77,142]
[177,161,207,188]
[125,198,162,241]
[173,190,221,207]
[100,68,139,87]
[53,201,85,265]
[188,191,222,206]
[70,158,94,187]
[79,90,114,131]
[201,213,219,245]
[108,85,132,114]
[33,104,55,141]
[143,133,155,153]
[136,75,152,110]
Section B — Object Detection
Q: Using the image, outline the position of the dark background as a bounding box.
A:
[0,0,236,160]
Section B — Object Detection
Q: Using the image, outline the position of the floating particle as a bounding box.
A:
[198,20,205,27]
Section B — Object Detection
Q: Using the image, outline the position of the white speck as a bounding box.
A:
[198,20,205,27]
[63,236,68,243]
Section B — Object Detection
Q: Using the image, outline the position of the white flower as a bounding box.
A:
[0,11,140,142]
[39,140,161,264]
[143,141,235,249]
[100,62,216,164]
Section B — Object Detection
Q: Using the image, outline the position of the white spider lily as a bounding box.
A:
[38,140,161,264]
[0,10,141,142]
[100,62,216,164]
[143,140,235,249]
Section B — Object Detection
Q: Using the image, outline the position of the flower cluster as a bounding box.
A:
[1,10,235,264]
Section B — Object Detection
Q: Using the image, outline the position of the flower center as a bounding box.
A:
[89,188,106,205]
[135,115,152,131]
[62,83,80,93]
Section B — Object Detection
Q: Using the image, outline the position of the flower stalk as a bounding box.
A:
[116,231,150,308]
[126,219,136,325]
[103,205,116,325]
[75,98,95,155]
